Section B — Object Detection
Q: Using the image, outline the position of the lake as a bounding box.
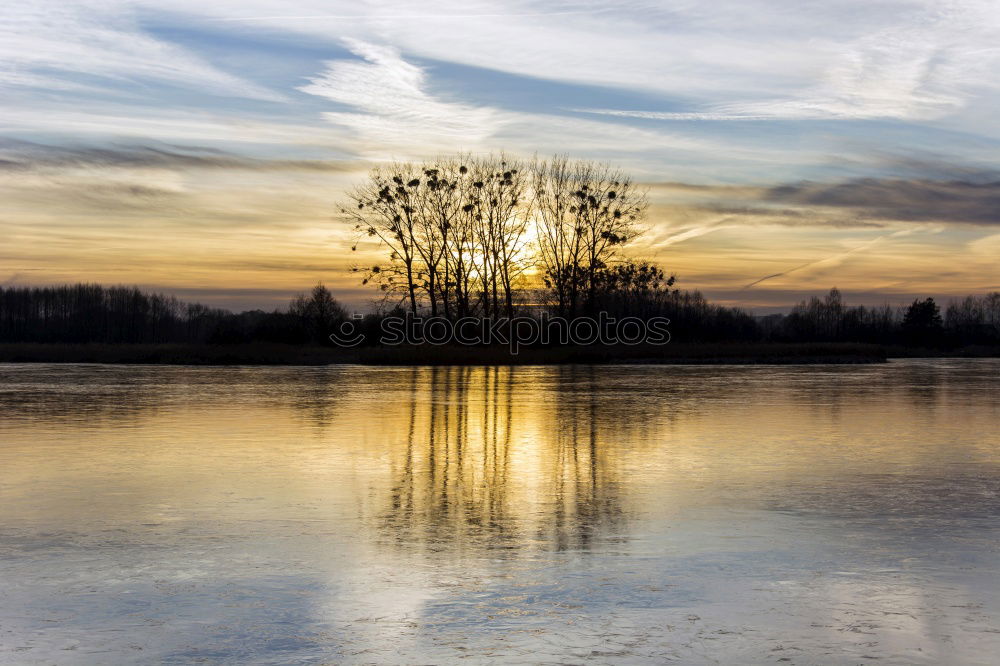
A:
[1,360,999,664]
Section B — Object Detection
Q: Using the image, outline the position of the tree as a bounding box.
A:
[344,153,533,319]
[782,287,859,341]
[591,260,676,318]
[533,156,647,316]
[467,154,530,318]
[945,292,1000,345]
[290,283,347,345]
[344,153,648,320]
[342,164,426,314]
[901,297,943,346]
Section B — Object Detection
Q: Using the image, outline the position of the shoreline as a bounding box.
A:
[2,342,996,366]
[0,342,900,365]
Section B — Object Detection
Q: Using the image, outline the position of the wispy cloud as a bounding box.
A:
[8,2,1000,168]
[574,110,774,122]
[295,39,743,163]
[0,139,356,173]
[0,103,347,148]
[657,224,737,247]
[742,228,938,289]
[571,1,1000,123]
[647,172,1000,228]
[0,1,284,101]
[298,39,499,154]
[209,8,613,22]
[763,178,1000,225]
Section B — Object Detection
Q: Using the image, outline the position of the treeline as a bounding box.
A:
[760,289,1000,347]
[539,277,1000,347]
[0,284,224,344]
[0,283,345,346]
[2,283,999,349]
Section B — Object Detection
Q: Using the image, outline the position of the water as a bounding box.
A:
[1,360,998,664]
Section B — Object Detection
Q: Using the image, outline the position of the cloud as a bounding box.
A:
[0,1,284,101]
[0,137,363,232]
[294,39,748,165]
[574,110,775,122]
[645,167,1000,228]
[763,178,1000,225]
[742,227,940,289]
[298,40,499,154]
[8,1,999,176]
[704,20,971,122]
[208,8,613,22]
[656,224,738,247]
[0,139,356,173]
[120,0,999,126]
[561,1,1000,123]
[0,102,353,149]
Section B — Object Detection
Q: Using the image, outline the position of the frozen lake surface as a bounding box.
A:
[1,360,999,664]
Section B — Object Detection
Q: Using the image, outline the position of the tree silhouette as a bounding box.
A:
[533,156,647,316]
[902,297,943,346]
[343,153,645,319]
[290,283,347,345]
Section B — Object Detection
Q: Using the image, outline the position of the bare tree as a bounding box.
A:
[533,156,647,315]
[344,153,645,319]
[345,153,532,318]
[532,155,583,316]
[466,154,529,318]
[343,164,425,314]
[413,158,469,317]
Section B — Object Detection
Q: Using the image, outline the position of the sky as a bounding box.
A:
[2,0,999,313]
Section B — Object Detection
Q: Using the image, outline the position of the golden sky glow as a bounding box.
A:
[2,1,999,311]
[3,156,996,312]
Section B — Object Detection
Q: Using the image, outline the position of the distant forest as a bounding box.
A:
[2,283,999,349]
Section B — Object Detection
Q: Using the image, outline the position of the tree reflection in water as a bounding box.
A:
[378,366,626,553]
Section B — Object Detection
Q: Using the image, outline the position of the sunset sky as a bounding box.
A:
[3,0,999,312]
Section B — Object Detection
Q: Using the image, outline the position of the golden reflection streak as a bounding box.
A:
[372,367,629,552]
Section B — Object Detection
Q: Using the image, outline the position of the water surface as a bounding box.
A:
[1,360,999,664]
